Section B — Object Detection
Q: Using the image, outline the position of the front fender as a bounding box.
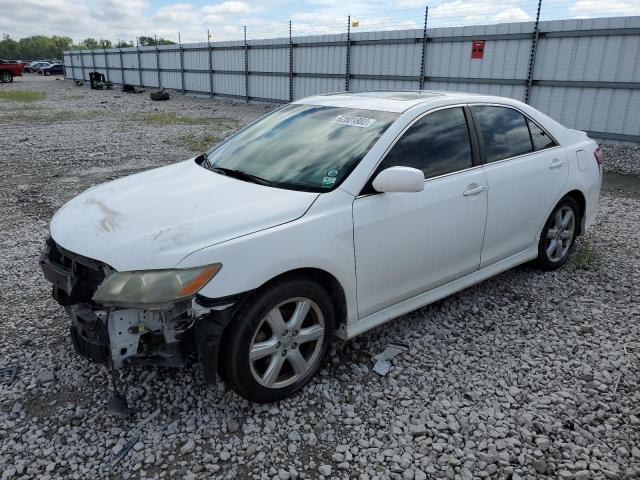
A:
[177,189,358,324]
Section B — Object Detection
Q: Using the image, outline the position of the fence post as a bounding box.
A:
[90,49,96,76]
[69,51,75,80]
[345,15,351,92]
[136,39,143,87]
[208,30,214,98]
[524,0,542,104]
[104,48,110,82]
[244,25,249,102]
[79,50,86,81]
[155,35,162,88]
[179,33,185,93]
[289,20,294,102]
[118,47,125,85]
[419,6,429,90]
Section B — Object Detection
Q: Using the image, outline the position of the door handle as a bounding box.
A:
[549,159,565,169]
[463,185,486,196]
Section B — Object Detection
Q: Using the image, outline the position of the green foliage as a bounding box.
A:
[0,34,72,60]
[177,133,223,152]
[138,36,176,46]
[0,91,46,103]
[569,240,601,270]
[115,40,134,48]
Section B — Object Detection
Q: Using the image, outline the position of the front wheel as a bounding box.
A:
[0,72,13,83]
[536,196,579,270]
[220,278,335,403]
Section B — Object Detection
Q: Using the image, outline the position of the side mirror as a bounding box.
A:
[372,166,425,193]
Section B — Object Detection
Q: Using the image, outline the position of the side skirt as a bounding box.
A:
[344,245,538,339]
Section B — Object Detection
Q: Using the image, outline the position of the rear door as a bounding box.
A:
[353,106,488,318]
[471,105,568,267]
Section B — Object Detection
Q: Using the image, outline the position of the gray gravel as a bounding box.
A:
[1,79,639,479]
[600,143,640,176]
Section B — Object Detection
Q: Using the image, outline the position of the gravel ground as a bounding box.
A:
[1,79,639,480]
[600,143,640,176]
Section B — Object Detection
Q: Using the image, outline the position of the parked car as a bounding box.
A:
[38,64,65,76]
[40,91,602,403]
[24,61,51,73]
[0,60,24,82]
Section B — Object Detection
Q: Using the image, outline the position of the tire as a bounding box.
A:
[0,72,12,83]
[220,278,335,403]
[536,196,579,270]
[150,90,169,101]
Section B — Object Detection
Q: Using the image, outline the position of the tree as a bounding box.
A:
[115,40,134,48]
[80,38,100,49]
[138,36,176,46]
[98,39,112,49]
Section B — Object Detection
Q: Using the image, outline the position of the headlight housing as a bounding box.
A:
[92,264,222,309]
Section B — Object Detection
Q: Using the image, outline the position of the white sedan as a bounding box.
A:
[41,91,602,403]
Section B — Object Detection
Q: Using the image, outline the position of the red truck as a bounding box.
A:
[0,61,25,83]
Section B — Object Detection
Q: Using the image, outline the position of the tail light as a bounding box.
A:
[594,147,603,167]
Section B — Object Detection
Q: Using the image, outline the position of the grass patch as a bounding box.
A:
[131,112,237,128]
[177,133,223,152]
[570,241,601,270]
[0,91,46,103]
[0,110,101,124]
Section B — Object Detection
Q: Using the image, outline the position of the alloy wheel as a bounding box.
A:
[546,205,575,262]
[249,297,325,389]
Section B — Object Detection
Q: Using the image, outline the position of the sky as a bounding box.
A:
[1,0,639,43]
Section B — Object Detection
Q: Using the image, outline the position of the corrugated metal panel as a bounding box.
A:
[214,73,244,96]
[249,75,288,100]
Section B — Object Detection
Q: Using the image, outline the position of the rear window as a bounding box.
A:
[472,106,533,163]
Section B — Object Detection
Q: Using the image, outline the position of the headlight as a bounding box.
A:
[92,264,222,309]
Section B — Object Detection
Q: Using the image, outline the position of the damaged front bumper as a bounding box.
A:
[40,238,242,384]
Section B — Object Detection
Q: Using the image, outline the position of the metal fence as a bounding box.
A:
[63,15,640,143]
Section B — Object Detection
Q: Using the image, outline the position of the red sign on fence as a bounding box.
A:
[471,40,485,59]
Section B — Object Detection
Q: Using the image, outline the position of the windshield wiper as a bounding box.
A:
[210,166,274,187]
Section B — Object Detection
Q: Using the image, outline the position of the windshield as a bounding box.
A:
[204,104,398,192]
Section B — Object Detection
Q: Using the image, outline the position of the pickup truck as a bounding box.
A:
[0,61,24,83]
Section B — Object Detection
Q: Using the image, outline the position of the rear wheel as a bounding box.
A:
[536,196,579,270]
[220,278,334,402]
[0,72,13,83]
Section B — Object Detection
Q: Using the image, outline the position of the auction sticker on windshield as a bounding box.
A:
[333,115,376,128]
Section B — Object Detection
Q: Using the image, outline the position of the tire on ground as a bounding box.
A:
[219,277,335,403]
[535,195,580,270]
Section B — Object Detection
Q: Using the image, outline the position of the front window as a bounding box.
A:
[204,104,398,192]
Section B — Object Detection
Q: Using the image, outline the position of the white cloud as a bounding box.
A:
[202,1,252,15]
[571,0,640,17]
[431,0,531,25]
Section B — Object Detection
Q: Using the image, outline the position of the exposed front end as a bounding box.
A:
[39,238,233,383]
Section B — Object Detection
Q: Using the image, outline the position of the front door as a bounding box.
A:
[353,107,488,319]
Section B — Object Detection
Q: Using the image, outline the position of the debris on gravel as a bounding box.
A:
[1,79,639,479]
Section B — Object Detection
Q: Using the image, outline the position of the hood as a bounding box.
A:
[50,159,319,271]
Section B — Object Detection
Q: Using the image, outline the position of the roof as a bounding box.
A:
[293,90,484,113]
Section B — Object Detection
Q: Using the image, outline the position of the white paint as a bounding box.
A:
[371,166,425,193]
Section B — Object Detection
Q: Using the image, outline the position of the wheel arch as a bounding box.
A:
[564,189,586,235]
[214,267,348,383]
[246,267,348,332]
